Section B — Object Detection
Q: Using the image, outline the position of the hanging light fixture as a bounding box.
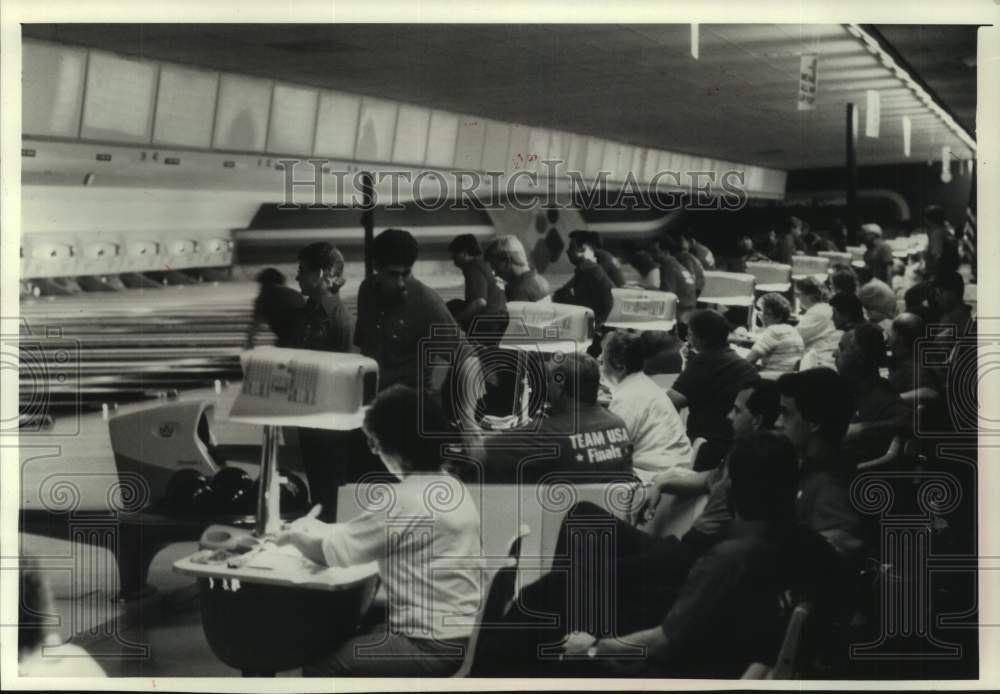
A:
[691,23,699,60]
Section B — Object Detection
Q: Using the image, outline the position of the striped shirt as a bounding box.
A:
[752,323,805,372]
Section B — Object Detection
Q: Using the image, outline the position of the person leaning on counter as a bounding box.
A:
[276,385,483,677]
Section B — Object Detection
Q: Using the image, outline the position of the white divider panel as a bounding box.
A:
[22,40,87,138]
[482,120,512,172]
[454,116,487,170]
[355,97,398,163]
[268,83,319,155]
[213,74,272,152]
[154,64,219,149]
[392,104,431,165]
[314,91,361,159]
[425,110,459,168]
[81,51,157,144]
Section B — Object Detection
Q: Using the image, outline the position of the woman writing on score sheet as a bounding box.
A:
[277,385,482,677]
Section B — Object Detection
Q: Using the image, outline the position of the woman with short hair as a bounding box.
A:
[744,293,804,372]
[794,277,840,370]
[484,234,551,302]
[279,386,483,676]
[600,330,692,484]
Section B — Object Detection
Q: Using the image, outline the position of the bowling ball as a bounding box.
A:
[211,467,254,515]
[163,469,215,516]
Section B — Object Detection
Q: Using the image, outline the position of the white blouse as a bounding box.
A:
[609,371,693,484]
[321,473,482,641]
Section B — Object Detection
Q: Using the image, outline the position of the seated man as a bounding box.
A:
[668,310,760,470]
[484,431,841,678]
[640,379,781,547]
[775,368,865,556]
[478,352,634,484]
[619,240,661,290]
[553,234,616,327]
[447,233,509,346]
[830,292,865,333]
[835,324,911,467]
[572,230,626,288]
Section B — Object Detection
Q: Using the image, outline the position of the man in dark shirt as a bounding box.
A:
[684,230,716,270]
[244,267,305,348]
[486,430,840,678]
[830,292,864,332]
[835,324,910,467]
[479,353,633,484]
[570,230,625,287]
[651,238,697,314]
[924,205,961,280]
[484,235,551,302]
[774,217,805,264]
[288,242,356,521]
[291,243,354,352]
[553,235,615,326]
[668,310,759,469]
[670,234,706,294]
[447,233,509,346]
[354,228,466,393]
[861,223,894,283]
[776,368,865,556]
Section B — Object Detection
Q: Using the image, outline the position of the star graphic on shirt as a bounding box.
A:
[576,453,584,462]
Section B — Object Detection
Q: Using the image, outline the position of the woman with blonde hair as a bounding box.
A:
[485,235,551,302]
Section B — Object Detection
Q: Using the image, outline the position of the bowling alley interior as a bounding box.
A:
[11,19,988,682]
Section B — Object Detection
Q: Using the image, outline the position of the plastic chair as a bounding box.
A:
[700,271,757,329]
[741,601,814,679]
[846,245,866,268]
[745,262,792,294]
[790,255,830,281]
[453,525,531,677]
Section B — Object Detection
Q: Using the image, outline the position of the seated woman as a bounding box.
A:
[600,330,692,485]
[745,293,804,372]
[793,277,840,370]
[277,385,483,677]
